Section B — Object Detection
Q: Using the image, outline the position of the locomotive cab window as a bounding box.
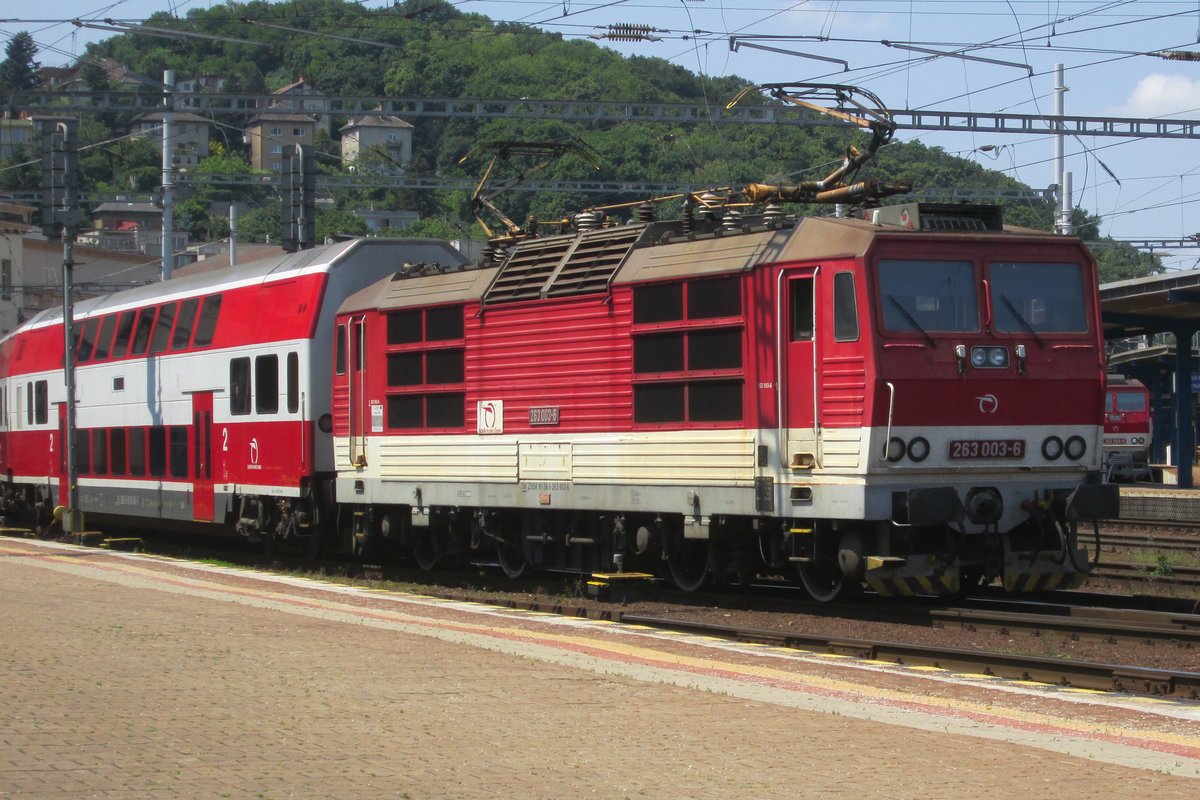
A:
[878,259,977,333]
[335,324,347,375]
[989,262,1087,333]
[833,272,860,342]
[791,279,814,341]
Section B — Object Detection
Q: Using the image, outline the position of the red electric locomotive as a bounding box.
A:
[333,200,1117,599]
[1101,375,1152,479]
[0,238,467,544]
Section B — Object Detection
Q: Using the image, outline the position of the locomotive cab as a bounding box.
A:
[778,203,1117,596]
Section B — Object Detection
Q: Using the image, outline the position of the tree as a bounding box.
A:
[0,32,40,92]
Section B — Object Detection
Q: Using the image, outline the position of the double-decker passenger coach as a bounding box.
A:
[0,238,467,546]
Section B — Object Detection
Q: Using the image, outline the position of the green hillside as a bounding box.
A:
[0,0,1159,279]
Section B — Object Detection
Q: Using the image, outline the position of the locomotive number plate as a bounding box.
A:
[948,439,1025,459]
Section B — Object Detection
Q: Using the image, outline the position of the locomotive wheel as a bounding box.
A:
[496,537,528,579]
[411,526,443,571]
[667,538,710,593]
[798,557,846,603]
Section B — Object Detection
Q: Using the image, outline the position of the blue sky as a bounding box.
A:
[8,1,1200,268]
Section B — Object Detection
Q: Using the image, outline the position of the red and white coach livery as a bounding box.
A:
[0,238,467,544]
[334,202,1118,598]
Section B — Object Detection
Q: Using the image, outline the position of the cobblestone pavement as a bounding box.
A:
[1,536,1198,799]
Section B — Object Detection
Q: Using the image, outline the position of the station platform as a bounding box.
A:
[1118,483,1200,521]
[1,536,1198,798]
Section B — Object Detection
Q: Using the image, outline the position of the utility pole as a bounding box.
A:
[1054,64,1073,235]
[36,117,83,537]
[161,69,175,280]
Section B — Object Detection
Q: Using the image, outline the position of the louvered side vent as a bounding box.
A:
[15,339,25,361]
[544,226,645,298]
[483,237,574,303]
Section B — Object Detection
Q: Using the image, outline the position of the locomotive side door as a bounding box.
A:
[347,316,367,466]
[782,271,819,468]
[191,391,215,522]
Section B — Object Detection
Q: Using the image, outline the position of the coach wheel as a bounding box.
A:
[667,538,710,593]
[798,557,846,603]
[411,526,443,571]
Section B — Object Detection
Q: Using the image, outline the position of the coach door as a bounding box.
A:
[54,401,66,501]
[191,391,215,522]
[781,270,819,469]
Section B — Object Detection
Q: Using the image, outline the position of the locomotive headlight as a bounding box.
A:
[1065,435,1087,460]
[969,346,1009,369]
[885,437,906,463]
[1041,436,1064,460]
[907,436,930,462]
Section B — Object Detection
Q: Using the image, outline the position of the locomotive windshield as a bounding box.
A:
[877,259,978,333]
[988,262,1087,333]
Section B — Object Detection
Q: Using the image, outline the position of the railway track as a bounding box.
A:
[1088,560,1200,588]
[10,528,1200,695]
[619,614,1200,699]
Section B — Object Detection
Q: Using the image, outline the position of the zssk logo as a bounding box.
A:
[976,393,999,414]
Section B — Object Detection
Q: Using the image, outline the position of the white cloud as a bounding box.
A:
[1111,73,1200,117]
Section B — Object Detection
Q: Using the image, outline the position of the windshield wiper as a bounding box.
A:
[887,295,935,347]
[1000,294,1045,348]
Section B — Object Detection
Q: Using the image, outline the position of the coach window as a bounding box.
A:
[111,311,136,358]
[149,302,178,354]
[76,430,91,475]
[169,426,188,478]
[91,429,108,475]
[335,324,347,375]
[25,383,32,425]
[128,428,146,476]
[131,307,156,355]
[171,298,199,350]
[77,317,99,363]
[95,315,117,360]
[34,380,47,425]
[255,355,279,414]
[110,429,127,475]
[287,352,299,414]
[148,426,167,478]
[230,358,251,415]
[193,295,222,347]
[833,272,859,342]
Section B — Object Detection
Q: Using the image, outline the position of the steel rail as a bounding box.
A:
[620,614,1200,698]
